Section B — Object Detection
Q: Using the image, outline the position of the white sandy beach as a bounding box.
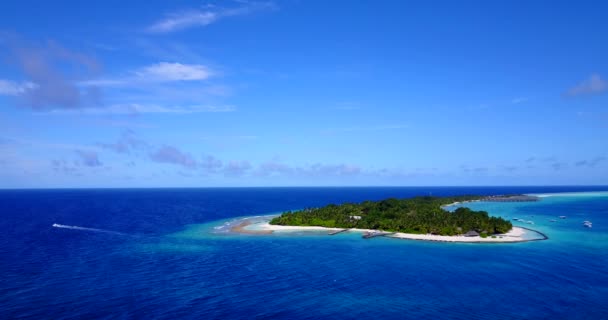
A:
[388,226,527,243]
[243,221,537,243]
[440,199,481,210]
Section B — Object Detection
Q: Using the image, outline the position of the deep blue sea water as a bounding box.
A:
[1,186,607,319]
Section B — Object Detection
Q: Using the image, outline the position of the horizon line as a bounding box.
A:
[2,185,608,191]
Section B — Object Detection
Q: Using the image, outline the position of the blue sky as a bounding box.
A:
[1,0,607,188]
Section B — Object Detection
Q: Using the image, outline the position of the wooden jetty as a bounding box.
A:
[328,228,350,235]
[481,195,540,202]
[362,231,396,239]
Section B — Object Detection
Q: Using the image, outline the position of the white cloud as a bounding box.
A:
[254,161,363,177]
[566,74,608,97]
[135,62,213,81]
[40,103,235,115]
[147,10,219,33]
[81,62,214,87]
[0,80,37,96]
[79,79,126,87]
[146,2,276,34]
[511,97,528,104]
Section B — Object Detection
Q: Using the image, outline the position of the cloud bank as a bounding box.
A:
[2,37,102,110]
[75,150,103,167]
[565,74,608,97]
[42,104,235,115]
[150,145,198,169]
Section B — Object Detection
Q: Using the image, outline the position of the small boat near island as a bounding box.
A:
[583,221,592,228]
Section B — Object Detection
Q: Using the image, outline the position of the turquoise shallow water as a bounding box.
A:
[1,187,607,319]
[461,193,608,248]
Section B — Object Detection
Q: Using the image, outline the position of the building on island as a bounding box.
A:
[463,230,480,237]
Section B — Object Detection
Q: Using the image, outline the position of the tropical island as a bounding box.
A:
[270,195,512,237]
[226,195,547,243]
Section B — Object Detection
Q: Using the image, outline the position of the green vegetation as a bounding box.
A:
[270,196,512,236]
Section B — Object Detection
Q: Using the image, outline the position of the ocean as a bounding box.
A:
[1,186,607,319]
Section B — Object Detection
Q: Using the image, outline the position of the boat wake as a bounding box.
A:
[52,223,127,236]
